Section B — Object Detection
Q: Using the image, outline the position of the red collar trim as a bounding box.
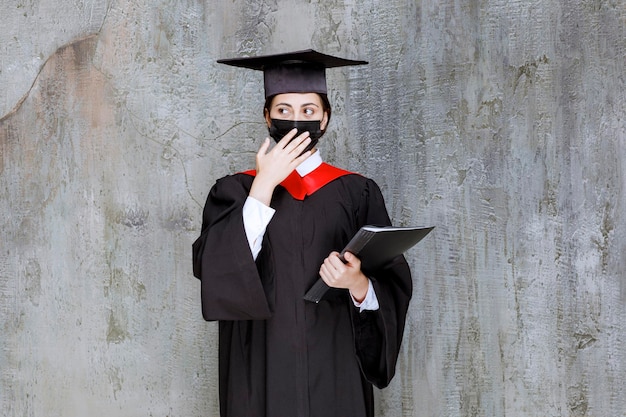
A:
[241,163,355,200]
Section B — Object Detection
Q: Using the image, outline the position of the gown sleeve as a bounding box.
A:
[192,174,274,321]
[350,178,413,389]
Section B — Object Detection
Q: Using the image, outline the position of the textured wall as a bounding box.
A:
[1,1,625,416]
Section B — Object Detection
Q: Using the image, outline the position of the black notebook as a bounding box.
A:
[303,225,434,303]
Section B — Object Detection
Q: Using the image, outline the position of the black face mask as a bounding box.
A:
[268,119,324,153]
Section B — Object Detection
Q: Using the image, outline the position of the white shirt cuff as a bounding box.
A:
[351,279,379,312]
[242,196,275,259]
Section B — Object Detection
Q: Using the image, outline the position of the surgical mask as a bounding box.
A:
[268,119,324,153]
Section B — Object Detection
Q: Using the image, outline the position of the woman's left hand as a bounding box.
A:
[319,251,369,303]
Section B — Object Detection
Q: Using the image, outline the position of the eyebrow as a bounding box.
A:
[273,102,320,108]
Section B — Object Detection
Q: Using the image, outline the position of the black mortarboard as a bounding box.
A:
[217,49,368,98]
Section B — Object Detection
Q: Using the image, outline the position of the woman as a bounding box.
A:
[192,50,412,417]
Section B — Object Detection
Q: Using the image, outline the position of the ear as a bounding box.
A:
[320,111,329,131]
[264,108,272,128]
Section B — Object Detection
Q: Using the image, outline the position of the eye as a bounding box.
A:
[303,107,316,116]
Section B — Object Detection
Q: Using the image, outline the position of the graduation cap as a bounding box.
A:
[217,49,368,98]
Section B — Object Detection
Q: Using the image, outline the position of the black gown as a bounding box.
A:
[192,166,412,417]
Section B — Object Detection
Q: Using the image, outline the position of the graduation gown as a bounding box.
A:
[192,163,412,417]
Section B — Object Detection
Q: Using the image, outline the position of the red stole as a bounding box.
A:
[242,163,355,200]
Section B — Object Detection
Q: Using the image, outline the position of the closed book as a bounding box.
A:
[304,225,434,303]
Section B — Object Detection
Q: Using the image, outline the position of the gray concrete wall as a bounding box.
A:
[1,0,624,416]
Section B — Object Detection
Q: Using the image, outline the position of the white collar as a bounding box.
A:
[296,151,323,177]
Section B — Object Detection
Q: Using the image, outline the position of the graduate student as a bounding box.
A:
[192,49,412,417]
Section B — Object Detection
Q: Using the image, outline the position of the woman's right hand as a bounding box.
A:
[248,129,312,206]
